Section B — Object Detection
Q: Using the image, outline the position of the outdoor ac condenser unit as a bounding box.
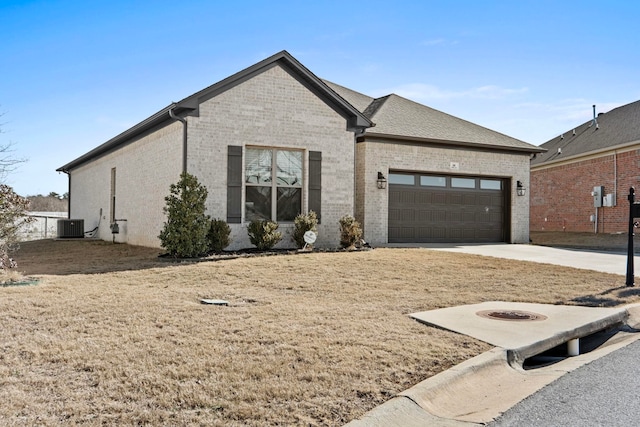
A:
[57,219,84,238]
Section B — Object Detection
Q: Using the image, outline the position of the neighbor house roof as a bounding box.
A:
[531,100,640,167]
[57,51,373,173]
[325,81,543,154]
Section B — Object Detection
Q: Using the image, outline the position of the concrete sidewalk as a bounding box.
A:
[385,243,638,277]
[410,301,628,363]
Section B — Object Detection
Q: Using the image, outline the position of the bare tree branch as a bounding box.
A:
[0,142,27,182]
[0,111,28,183]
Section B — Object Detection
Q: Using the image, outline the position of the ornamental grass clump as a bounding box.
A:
[339,214,362,250]
[291,211,318,249]
[248,219,282,251]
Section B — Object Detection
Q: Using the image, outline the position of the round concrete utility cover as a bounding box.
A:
[476,309,547,321]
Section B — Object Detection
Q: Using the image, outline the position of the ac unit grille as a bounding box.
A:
[57,219,84,238]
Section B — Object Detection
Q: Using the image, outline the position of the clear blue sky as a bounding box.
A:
[2,0,639,197]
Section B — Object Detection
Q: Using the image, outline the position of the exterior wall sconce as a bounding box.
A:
[517,180,526,196]
[377,172,387,189]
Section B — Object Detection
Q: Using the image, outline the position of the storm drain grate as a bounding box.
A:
[476,309,547,322]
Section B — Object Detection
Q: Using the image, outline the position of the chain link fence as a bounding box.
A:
[19,212,68,241]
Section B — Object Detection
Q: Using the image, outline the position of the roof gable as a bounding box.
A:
[179,51,372,130]
[58,51,372,172]
[532,100,640,166]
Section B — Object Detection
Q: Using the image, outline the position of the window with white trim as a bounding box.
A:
[245,148,303,222]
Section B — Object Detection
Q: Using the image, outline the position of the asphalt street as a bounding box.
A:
[490,338,640,426]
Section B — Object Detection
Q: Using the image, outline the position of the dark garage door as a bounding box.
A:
[388,173,507,243]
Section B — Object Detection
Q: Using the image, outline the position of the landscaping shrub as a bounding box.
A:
[0,184,34,276]
[158,173,210,258]
[207,218,231,253]
[291,211,318,249]
[248,219,282,251]
[338,214,362,249]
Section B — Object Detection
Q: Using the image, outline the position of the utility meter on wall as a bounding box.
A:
[592,186,604,207]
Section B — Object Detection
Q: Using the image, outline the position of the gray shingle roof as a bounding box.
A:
[323,80,374,113]
[58,51,372,172]
[531,100,640,166]
[59,52,542,173]
[325,81,542,153]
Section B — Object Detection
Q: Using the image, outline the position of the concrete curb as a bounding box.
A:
[343,395,472,427]
[344,304,640,426]
[506,308,629,367]
[623,302,640,328]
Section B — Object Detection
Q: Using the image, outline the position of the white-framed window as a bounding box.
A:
[245,147,303,222]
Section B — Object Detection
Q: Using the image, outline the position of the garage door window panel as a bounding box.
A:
[420,176,446,187]
[389,173,416,186]
[451,177,476,188]
[480,179,502,190]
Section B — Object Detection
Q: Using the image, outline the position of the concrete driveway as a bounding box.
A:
[385,243,638,278]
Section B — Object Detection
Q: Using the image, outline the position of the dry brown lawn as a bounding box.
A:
[2,238,640,426]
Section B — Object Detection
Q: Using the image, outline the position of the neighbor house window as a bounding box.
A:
[245,148,302,222]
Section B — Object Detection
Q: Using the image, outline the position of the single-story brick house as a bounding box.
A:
[57,50,542,250]
[530,101,640,233]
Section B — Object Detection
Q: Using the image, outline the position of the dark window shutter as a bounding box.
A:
[308,151,321,223]
[227,146,243,223]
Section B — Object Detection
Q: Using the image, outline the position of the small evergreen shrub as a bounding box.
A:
[338,214,362,249]
[292,211,318,249]
[207,218,231,253]
[248,219,282,251]
[158,173,210,258]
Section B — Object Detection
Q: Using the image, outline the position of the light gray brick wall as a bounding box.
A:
[68,65,355,251]
[69,122,183,247]
[188,65,355,250]
[356,140,531,245]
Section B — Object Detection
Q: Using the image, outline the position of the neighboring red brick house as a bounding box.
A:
[530,100,640,233]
